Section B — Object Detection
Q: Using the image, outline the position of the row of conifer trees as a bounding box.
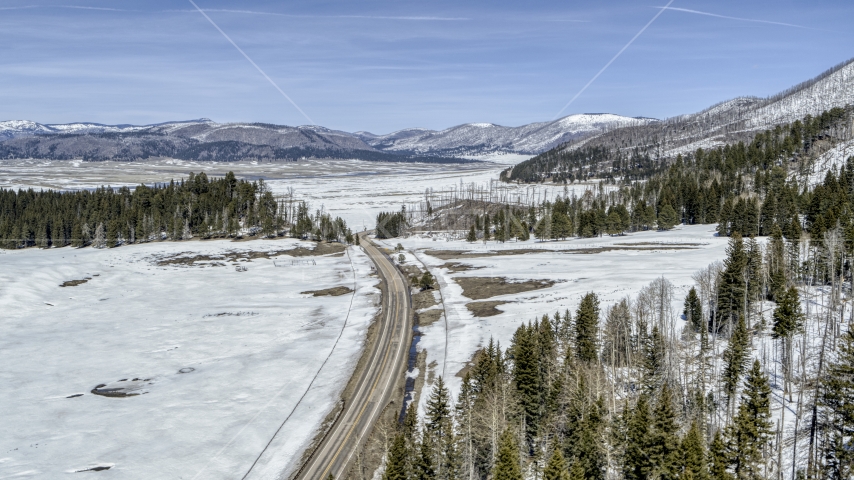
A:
[0,171,353,249]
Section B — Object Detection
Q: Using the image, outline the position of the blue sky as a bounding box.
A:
[1,0,852,133]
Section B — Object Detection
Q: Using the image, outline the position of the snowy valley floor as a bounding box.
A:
[0,238,379,479]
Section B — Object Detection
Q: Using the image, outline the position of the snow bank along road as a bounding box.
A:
[293,234,412,479]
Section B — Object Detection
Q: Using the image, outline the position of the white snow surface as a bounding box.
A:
[377,224,730,413]
[0,239,380,479]
[805,137,854,186]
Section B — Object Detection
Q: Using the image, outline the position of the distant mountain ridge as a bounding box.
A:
[0,114,654,162]
[354,113,656,156]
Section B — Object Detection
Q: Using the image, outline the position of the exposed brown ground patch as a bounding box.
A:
[456,348,484,379]
[417,309,443,327]
[60,278,90,287]
[426,249,541,260]
[302,286,353,297]
[426,245,697,259]
[466,301,509,317]
[412,290,439,310]
[615,242,704,247]
[441,262,483,272]
[154,241,346,266]
[397,264,423,280]
[454,276,556,300]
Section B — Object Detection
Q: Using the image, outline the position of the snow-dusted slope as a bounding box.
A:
[357,114,655,156]
[0,119,208,140]
[557,58,854,159]
[747,59,854,129]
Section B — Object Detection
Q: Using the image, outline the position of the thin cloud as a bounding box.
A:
[657,6,810,29]
[0,5,135,12]
[169,8,468,21]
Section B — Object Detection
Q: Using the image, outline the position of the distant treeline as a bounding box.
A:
[0,171,352,249]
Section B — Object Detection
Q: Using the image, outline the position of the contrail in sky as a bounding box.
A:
[553,0,675,120]
[658,6,809,29]
[178,9,468,21]
[188,0,315,125]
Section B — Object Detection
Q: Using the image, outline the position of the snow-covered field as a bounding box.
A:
[377,224,730,410]
[0,239,379,479]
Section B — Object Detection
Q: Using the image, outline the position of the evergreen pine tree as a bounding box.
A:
[414,433,436,480]
[708,431,732,480]
[535,209,552,241]
[682,420,709,480]
[684,287,704,332]
[658,204,679,230]
[722,315,750,407]
[820,324,854,478]
[512,323,541,442]
[772,286,804,339]
[383,433,409,480]
[483,213,492,241]
[772,286,803,390]
[717,234,747,331]
[624,395,652,480]
[575,293,600,363]
[467,224,477,243]
[726,360,772,479]
[568,460,586,480]
[766,224,786,301]
[642,325,666,393]
[492,429,523,480]
[649,383,680,480]
[544,449,570,480]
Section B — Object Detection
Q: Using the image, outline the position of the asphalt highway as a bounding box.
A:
[293,234,412,480]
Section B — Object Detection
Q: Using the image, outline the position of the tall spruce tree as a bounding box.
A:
[414,433,436,480]
[772,286,804,391]
[819,324,854,478]
[512,323,541,443]
[492,429,523,480]
[684,287,704,332]
[467,224,477,243]
[682,420,709,480]
[717,234,748,332]
[624,395,652,480]
[649,384,680,480]
[544,449,570,480]
[383,433,409,480]
[575,293,600,363]
[708,430,732,480]
[722,315,750,408]
[726,360,773,479]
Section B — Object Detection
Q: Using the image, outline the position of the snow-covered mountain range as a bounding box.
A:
[0,113,651,161]
[354,113,655,156]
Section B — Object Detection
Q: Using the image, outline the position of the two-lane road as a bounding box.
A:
[293,234,412,480]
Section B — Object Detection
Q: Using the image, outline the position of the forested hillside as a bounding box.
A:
[427,109,851,244]
[0,171,352,249]
[381,231,854,479]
